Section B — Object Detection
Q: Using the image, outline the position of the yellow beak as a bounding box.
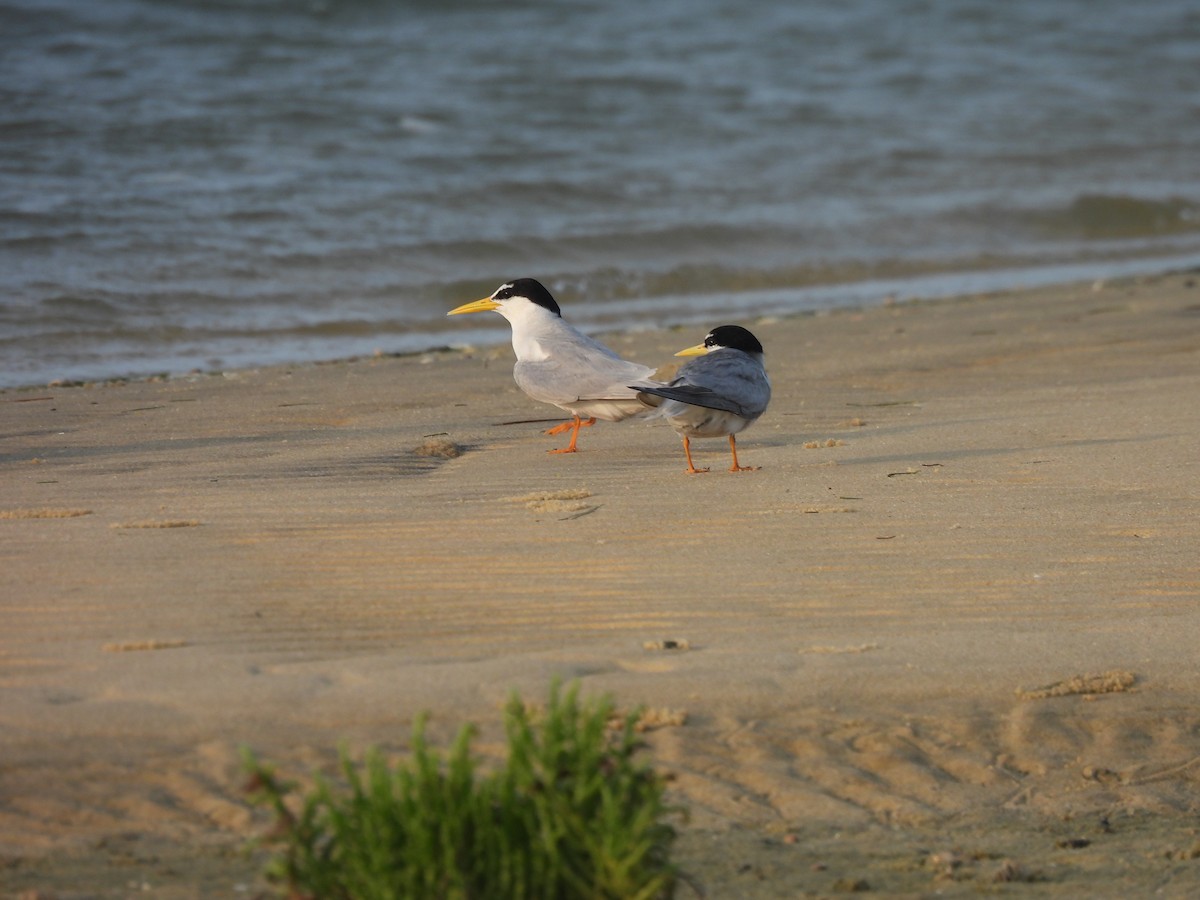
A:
[447,297,501,316]
[674,342,710,357]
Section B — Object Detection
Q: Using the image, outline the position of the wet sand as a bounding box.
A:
[3,272,1200,897]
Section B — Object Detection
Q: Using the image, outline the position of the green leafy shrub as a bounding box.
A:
[244,682,680,899]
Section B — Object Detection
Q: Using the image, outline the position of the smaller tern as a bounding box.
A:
[447,278,655,453]
[631,324,770,474]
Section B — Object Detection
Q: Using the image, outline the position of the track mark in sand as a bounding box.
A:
[103,639,190,652]
[275,439,470,480]
[505,488,596,515]
[800,643,880,655]
[146,769,255,832]
[625,707,688,732]
[1122,756,1200,786]
[111,519,202,529]
[655,712,1021,829]
[0,507,92,519]
[1016,670,1136,700]
[0,743,256,854]
[617,641,692,674]
[516,700,686,733]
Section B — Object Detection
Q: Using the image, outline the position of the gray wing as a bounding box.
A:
[631,350,770,417]
[634,382,747,415]
[516,327,654,404]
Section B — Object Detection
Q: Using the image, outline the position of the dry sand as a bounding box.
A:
[2,272,1200,897]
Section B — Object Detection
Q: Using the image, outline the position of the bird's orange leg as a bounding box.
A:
[543,422,573,434]
[682,436,709,474]
[546,416,595,453]
[728,434,759,472]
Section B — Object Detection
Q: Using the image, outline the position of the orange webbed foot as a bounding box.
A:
[680,437,709,474]
[727,436,758,472]
[546,416,594,453]
[544,416,595,436]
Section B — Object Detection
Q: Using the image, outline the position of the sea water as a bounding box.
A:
[2,0,1199,387]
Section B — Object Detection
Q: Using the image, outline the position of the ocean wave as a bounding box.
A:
[1031,194,1200,240]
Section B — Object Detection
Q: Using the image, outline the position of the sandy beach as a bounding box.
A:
[3,272,1200,897]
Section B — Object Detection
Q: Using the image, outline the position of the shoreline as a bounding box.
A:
[6,248,1200,393]
[3,272,1200,896]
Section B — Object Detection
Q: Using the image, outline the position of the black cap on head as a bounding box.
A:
[704,325,763,355]
[492,278,562,317]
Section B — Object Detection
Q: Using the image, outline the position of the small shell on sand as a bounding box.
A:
[642,639,691,651]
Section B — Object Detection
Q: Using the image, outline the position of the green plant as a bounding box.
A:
[244,682,680,899]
